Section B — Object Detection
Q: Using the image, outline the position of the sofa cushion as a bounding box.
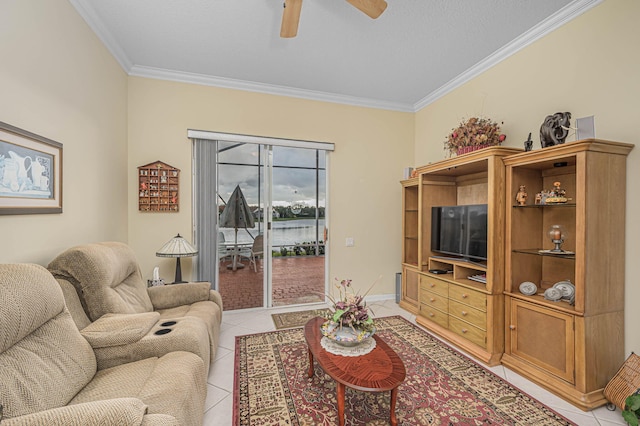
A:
[48,242,154,320]
[0,398,149,426]
[0,264,97,418]
[71,351,206,426]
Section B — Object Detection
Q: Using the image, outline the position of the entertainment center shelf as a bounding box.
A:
[505,292,578,315]
[428,258,488,290]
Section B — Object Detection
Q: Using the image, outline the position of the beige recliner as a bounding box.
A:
[48,241,223,363]
[57,276,211,372]
[0,263,206,426]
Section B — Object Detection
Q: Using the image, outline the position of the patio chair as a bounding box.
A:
[218,231,232,263]
[249,234,264,272]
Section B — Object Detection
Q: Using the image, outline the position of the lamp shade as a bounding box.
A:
[156,234,197,284]
[156,234,198,258]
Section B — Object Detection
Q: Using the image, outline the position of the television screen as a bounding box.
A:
[431,204,488,261]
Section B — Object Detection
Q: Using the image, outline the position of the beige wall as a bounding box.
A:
[0,0,128,265]
[2,0,637,355]
[414,0,640,353]
[127,77,415,295]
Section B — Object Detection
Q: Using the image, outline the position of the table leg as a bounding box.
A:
[307,348,314,378]
[390,387,399,426]
[337,382,346,426]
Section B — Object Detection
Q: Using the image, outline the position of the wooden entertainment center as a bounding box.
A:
[400,140,633,410]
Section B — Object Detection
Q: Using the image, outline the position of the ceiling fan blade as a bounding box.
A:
[346,0,387,19]
[280,0,303,38]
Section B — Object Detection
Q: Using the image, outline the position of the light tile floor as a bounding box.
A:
[203,299,626,426]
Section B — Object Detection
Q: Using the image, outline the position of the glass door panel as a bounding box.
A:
[216,142,264,310]
[270,147,325,307]
[215,142,327,310]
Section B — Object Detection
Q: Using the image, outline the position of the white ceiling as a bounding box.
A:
[70,0,598,112]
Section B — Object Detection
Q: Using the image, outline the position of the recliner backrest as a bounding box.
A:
[48,242,154,321]
[0,264,97,418]
[57,277,92,329]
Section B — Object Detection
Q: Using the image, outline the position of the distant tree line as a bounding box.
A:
[273,205,325,219]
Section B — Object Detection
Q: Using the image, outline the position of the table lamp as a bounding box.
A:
[156,234,198,283]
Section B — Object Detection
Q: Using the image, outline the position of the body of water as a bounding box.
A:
[219,218,325,248]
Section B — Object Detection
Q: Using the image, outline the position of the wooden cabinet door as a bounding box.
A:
[508,299,575,384]
[402,266,419,307]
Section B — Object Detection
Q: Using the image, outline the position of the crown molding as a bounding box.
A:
[71,0,600,113]
[129,66,415,112]
[70,0,411,111]
[69,0,133,71]
[413,0,602,112]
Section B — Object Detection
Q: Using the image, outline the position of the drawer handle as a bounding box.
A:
[429,283,435,288]
[461,293,468,299]
[429,312,434,317]
[461,328,468,334]
[461,310,467,316]
[430,297,435,302]
[509,325,516,330]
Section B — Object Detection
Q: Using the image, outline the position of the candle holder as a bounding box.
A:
[548,224,565,253]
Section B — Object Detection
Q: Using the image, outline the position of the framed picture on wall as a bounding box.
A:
[0,121,63,214]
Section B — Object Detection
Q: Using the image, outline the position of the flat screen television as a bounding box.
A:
[431,204,488,261]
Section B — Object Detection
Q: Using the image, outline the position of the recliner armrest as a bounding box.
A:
[147,282,211,310]
[208,289,223,312]
[80,312,160,348]
[0,398,171,426]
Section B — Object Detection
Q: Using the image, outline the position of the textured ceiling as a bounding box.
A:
[70,0,597,111]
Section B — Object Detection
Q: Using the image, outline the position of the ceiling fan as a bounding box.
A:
[280,0,388,38]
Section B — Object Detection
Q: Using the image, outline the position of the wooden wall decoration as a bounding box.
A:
[138,161,179,212]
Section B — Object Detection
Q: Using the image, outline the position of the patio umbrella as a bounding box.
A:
[219,185,255,270]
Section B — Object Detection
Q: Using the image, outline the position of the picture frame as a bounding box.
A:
[0,121,63,214]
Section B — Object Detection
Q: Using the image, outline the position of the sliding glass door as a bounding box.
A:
[213,141,327,310]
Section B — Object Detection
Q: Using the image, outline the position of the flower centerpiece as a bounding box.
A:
[444,117,506,157]
[321,278,375,346]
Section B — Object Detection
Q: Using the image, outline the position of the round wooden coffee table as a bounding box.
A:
[304,317,406,426]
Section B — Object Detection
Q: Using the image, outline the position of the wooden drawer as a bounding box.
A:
[420,289,448,312]
[449,285,486,311]
[449,316,486,348]
[420,275,449,297]
[419,306,448,329]
[449,300,486,330]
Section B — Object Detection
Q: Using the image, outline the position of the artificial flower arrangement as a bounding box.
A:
[444,117,506,156]
[324,278,375,333]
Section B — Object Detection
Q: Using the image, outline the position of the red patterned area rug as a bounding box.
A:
[234,315,576,425]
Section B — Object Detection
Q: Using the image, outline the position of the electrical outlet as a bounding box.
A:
[345,237,354,247]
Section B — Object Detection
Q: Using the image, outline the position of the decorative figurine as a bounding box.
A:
[515,185,528,206]
[540,112,572,148]
[524,132,533,152]
[534,192,542,205]
[545,181,568,204]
